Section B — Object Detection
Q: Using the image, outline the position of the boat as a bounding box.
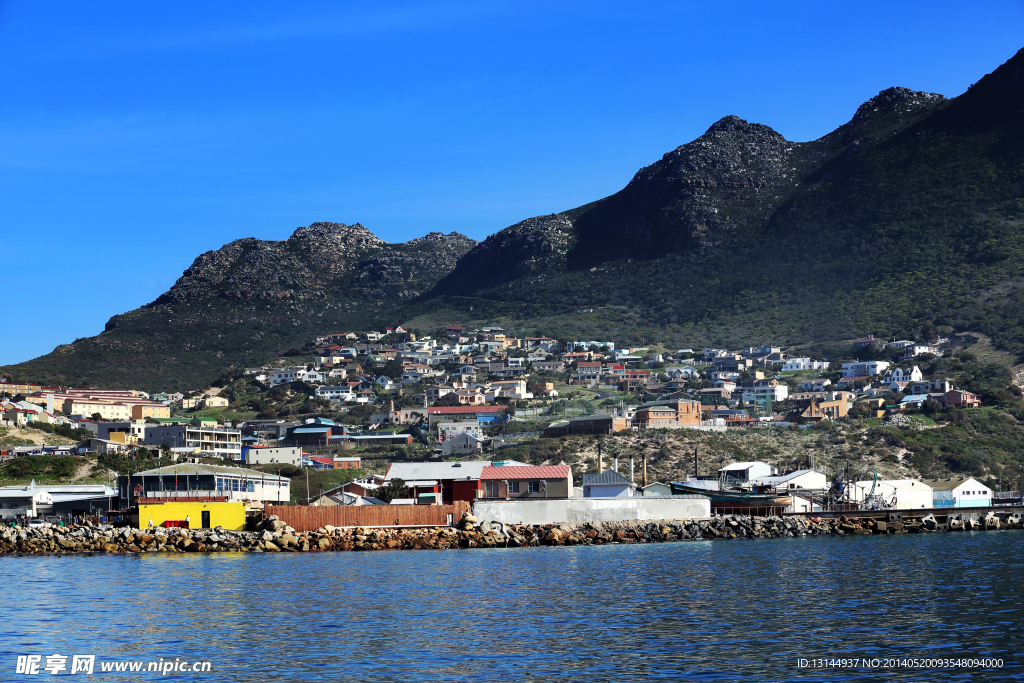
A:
[670,481,793,512]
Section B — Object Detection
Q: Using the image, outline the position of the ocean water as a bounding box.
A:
[1,532,1022,682]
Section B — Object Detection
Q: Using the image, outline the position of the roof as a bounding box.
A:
[132,463,289,481]
[480,465,570,480]
[384,461,491,482]
[428,406,506,415]
[755,470,823,485]
[582,469,635,486]
[721,461,767,471]
[292,426,332,434]
[929,477,987,492]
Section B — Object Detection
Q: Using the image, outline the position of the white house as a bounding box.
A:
[298,370,326,384]
[741,384,789,402]
[781,358,830,372]
[882,366,923,384]
[316,386,355,401]
[841,361,890,378]
[437,421,484,440]
[582,469,636,498]
[930,478,992,508]
[243,446,303,466]
[720,462,776,481]
[375,376,395,391]
[0,485,53,519]
[800,379,832,392]
[755,469,827,491]
[850,479,933,510]
[910,379,953,395]
[900,344,939,361]
[440,432,485,457]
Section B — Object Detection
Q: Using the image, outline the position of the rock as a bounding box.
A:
[479,521,492,534]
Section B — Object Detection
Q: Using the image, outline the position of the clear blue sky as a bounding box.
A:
[2,1,1023,366]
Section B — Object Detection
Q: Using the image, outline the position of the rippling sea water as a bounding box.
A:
[2,532,1022,682]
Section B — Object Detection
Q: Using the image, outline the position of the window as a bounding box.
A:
[216,478,223,491]
[485,482,499,497]
[528,481,541,494]
[509,481,520,494]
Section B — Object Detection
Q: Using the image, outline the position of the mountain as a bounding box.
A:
[5,47,1024,390]
[425,47,1024,353]
[3,224,475,390]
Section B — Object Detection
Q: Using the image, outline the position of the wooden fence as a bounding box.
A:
[265,501,471,531]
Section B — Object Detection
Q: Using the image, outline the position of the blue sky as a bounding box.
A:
[2,1,1023,366]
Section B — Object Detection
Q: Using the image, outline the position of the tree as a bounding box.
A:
[374,478,408,503]
[90,413,103,421]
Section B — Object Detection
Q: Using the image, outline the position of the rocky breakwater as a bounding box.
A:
[0,524,257,554]
[4,510,1022,555]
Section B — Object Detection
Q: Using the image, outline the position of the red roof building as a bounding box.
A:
[478,465,573,499]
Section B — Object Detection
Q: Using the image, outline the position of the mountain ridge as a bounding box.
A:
[5,47,1024,390]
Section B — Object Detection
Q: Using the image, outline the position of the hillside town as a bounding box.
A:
[0,327,985,457]
[0,323,1012,530]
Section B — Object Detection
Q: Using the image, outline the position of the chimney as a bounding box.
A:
[643,456,648,487]
[614,456,618,473]
[630,455,634,483]
[46,393,53,414]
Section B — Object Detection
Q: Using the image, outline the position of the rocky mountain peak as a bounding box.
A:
[633,115,794,193]
[404,231,478,250]
[702,115,785,141]
[851,87,946,125]
[289,222,383,247]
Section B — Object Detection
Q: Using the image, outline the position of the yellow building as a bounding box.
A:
[64,399,134,421]
[202,396,229,408]
[135,501,246,531]
[132,402,171,419]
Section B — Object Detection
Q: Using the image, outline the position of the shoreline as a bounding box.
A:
[1,509,1021,554]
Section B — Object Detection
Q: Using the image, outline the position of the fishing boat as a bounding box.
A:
[670,481,792,513]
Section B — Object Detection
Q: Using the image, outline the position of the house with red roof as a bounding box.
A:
[479,465,573,500]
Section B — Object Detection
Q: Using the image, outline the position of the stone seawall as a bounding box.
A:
[473,497,712,526]
[1,508,1022,554]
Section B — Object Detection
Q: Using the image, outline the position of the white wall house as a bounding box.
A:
[243,446,303,466]
[883,366,923,384]
[269,367,308,386]
[582,469,636,497]
[910,380,952,395]
[317,386,355,401]
[930,478,992,508]
[720,462,775,481]
[755,469,827,491]
[849,479,933,509]
[841,361,890,378]
[781,358,830,372]
[741,384,789,402]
